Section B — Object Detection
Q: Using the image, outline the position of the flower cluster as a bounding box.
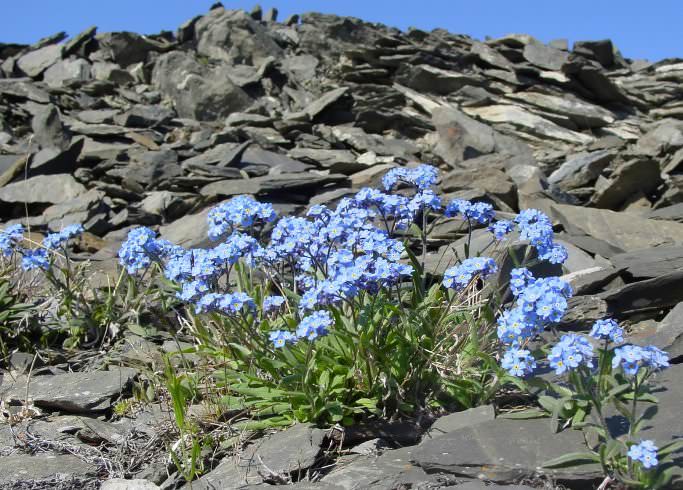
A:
[612,345,669,376]
[118,227,178,274]
[589,318,624,344]
[497,269,572,349]
[515,209,567,264]
[194,291,255,315]
[1,223,84,271]
[548,333,594,375]
[628,440,659,469]
[43,224,84,250]
[501,348,536,377]
[488,219,514,240]
[269,310,334,347]
[444,200,495,224]
[442,257,497,290]
[382,164,438,191]
[0,224,25,256]
[208,195,277,240]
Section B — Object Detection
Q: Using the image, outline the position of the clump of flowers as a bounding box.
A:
[442,257,497,290]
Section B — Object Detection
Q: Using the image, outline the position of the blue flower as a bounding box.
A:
[589,318,624,344]
[382,164,438,191]
[444,200,495,224]
[443,257,497,290]
[263,295,286,313]
[628,440,659,469]
[501,348,536,377]
[488,219,513,240]
[548,334,594,375]
[43,224,84,250]
[0,224,24,256]
[207,195,276,240]
[118,227,169,274]
[295,310,333,341]
[269,330,297,348]
[408,190,441,213]
[509,268,533,296]
[612,345,669,376]
[21,248,49,271]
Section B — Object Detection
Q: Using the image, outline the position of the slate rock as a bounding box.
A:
[628,302,683,360]
[432,106,530,164]
[152,51,251,121]
[523,40,569,70]
[610,245,683,280]
[200,173,348,199]
[573,39,615,67]
[412,418,601,485]
[507,90,615,129]
[548,150,615,190]
[95,31,163,67]
[195,8,283,65]
[441,167,517,209]
[305,87,351,121]
[551,204,683,252]
[188,424,325,488]
[0,366,137,413]
[16,44,63,77]
[43,57,92,86]
[31,103,70,150]
[590,158,662,210]
[318,446,449,490]
[0,453,97,485]
[648,203,683,222]
[101,479,160,490]
[424,405,495,440]
[114,104,175,128]
[600,270,683,317]
[0,174,86,204]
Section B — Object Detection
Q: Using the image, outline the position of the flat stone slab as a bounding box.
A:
[411,418,602,485]
[0,367,137,413]
[0,453,97,485]
[187,424,326,488]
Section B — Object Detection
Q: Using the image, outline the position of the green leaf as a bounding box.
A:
[498,409,548,419]
[542,451,601,468]
[657,439,683,457]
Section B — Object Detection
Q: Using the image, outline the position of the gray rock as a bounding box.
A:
[628,302,683,359]
[0,453,96,485]
[470,42,514,70]
[101,479,160,490]
[432,106,530,164]
[152,51,251,121]
[195,8,283,65]
[523,41,569,70]
[465,104,593,145]
[411,418,601,484]
[114,104,175,128]
[200,173,348,199]
[95,31,162,67]
[634,120,683,156]
[0,174,86,204]
[159,204,219,249]
[319,446,448,490]
[590,158,662,210]
[610,245,683,280]
[16,44,63,77]
[648,203,683,222]
[551,204,683,252]
[188,424,325,488]
[574,39,615,67]
[548,150,615,190]
[31,103,70,150]
[600,270,683,317]
[507,90,615,128]
[0,78,50,103]
[306,87,350,120]
[425,405,495,440]
[43,57,92,86]
[441,166,517,209]
[42,189,108,230]
[0,367,137,413]
[398,64,482,95]
[561,266,623,296]
[288,148,365,174]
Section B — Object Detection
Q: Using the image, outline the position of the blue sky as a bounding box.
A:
[2,1,681,62]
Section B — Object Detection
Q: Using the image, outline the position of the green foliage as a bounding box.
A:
[181,260,502,426]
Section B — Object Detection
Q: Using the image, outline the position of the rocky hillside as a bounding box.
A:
[1,3,683,489]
